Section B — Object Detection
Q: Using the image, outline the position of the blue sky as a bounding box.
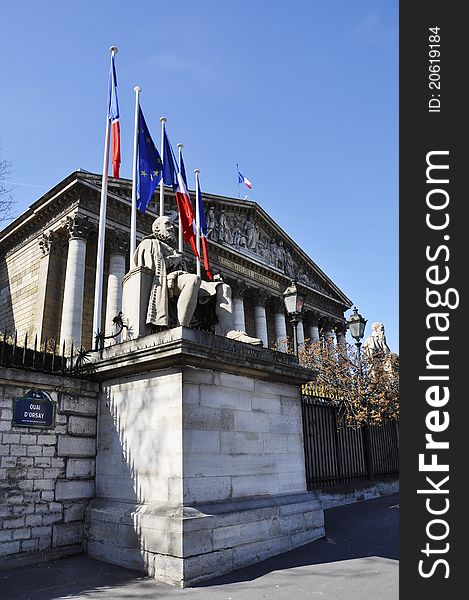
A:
[0,0,398,351]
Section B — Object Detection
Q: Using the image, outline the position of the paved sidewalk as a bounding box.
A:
[0,493,399,600]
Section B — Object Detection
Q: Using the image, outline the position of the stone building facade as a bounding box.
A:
[0,170,352,350]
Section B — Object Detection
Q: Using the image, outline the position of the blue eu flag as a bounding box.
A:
[136,106,162,213]
[180,152,188,188]
[162,128,178,191]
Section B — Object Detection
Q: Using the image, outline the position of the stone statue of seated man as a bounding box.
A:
[363,322,391,359]
[132,216,262,346]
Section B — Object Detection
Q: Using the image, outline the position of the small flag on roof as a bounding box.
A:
[237,167,252,189]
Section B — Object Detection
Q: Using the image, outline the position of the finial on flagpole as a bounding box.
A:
[194,169,200,174]
[134,85,141,93]
[109,46,118,54]
[177,143,183,150]
[160,116,167,124]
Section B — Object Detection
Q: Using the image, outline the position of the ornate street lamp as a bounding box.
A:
[347,306,373,480]
[347,306,368,379]
[347,307,367,353]
[283,279,305,357]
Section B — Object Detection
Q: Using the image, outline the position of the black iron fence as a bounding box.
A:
[0,330,90,377]
[301,394,399,489]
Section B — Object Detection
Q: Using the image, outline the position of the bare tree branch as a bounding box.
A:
[275,337,400,427]
[0,151,14,224]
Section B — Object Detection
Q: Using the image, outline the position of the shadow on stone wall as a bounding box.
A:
[86,377,183,580]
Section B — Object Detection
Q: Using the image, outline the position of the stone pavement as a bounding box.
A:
[0,493,399,600]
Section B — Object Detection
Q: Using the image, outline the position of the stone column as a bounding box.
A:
[335,324,347,350]
[35,230,66,343]
[306,312,320,343]
[232,280,246,332]
[273,298,287,351]
[254,290,269,348]
[105,231,129,344]
[335,323,348,365]
[297,318,305,347]
[322,320,335,346]
[60,215,91,352]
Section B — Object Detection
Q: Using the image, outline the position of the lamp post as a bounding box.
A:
[347,306,373,480]
[283,279,305,357]
[347,306,368,375]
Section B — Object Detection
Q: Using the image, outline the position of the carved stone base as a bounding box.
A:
[84,328,321,586]
[87,494,324,587]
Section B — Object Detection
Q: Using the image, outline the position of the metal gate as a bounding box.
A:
[301,395,399,489]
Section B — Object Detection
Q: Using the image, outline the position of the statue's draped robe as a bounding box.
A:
[133,236,220,327]
[133,237,172,327]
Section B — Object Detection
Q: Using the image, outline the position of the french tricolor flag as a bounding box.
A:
[237,168,252,189]
[175,171,199,258]
[108,54,120,178]
[196,178,213,280]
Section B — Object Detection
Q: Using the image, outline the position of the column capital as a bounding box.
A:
[231,278,248,298]
[64,214,94,240]
[254,289,269,307]
[306,310,320,326]
[320,316,335,334]
[39,230,66,257]
[334,321,347,336]
[271,296,286,314]
[108,230,130,254]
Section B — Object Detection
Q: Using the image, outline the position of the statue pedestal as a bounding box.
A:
[85,328,324,587]
[121,267,153,339]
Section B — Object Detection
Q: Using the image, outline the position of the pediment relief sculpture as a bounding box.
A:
[202,204,331,296]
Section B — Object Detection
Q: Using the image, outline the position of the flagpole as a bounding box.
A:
[177,143,184,253]
[194,169,201,277]
[93,45,117,347]
[236,163,240,198]
[130,86,141,260]
[159,116,167,217]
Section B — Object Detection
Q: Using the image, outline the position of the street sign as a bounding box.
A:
[12,389,55,428]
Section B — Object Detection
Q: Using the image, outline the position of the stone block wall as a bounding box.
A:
[94,364,307,507]
[96,370,183,504]
[0,367,98,568]
[0,237,42,337]
[182,366,307,503]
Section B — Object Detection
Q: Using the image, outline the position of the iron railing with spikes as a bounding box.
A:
[0,330,92,377]
[301,394,399,489]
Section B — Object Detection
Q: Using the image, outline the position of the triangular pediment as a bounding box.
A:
[192,195,351,309]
